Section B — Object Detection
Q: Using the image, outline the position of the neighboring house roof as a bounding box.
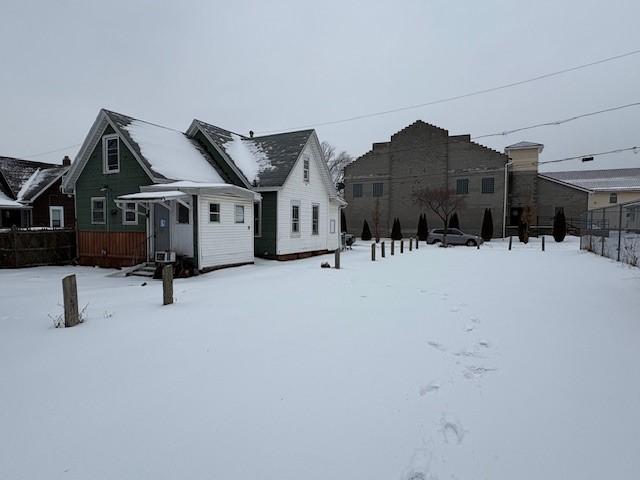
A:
[189,120,315,188]
[63,109,226,192]
[0,156,67,204]
[505,141,544,153]
[540,168,640,192]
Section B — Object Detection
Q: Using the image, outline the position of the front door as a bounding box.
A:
[153,204,171,252]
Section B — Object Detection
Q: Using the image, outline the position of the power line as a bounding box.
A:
[473,102,640,140]
[255,48,640,134]
[20,143,81,159]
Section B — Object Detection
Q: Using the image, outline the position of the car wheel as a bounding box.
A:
[466,239,476,247]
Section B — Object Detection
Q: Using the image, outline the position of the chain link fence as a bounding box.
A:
[580,200,640,267]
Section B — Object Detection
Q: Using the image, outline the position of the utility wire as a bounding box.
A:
[20,143,81,159]
[255,48,640,134]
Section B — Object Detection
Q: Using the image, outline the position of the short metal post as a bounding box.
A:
[508,236,512,251]
[409,238,413,251]
[334,248,340,269]
[601,208,606,256]
[391,240,395,256]
[416,238,419,250]
[371,243,375,261]
[542,235,545,251]
[400,240,404,253]
[617,204,623,262]
[381,241,385,258]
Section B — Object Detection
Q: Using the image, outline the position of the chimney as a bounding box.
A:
[249,130,254,138]
[62,155,71,166]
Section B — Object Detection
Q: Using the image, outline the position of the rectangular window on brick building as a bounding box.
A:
[353,183,363,198]
[481,177,495,194]
[372,183,383,197]
[456,178,469,195]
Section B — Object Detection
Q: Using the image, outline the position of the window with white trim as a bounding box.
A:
[291,201,300,235]
[312,204,319,235]
[235,204,245,224]
[122,202,137,225]
[102,134,120,173]
[209,203,220,223]
[91,197,106,224]
[303,156,310,182]
[49,206,64,229]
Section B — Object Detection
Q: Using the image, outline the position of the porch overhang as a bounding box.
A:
[142,182,261,202]
[116,190,190,204]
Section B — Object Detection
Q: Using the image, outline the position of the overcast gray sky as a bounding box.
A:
[2,0,640,172]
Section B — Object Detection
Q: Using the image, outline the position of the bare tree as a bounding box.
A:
[412,187,464,247]
[321,141,353,187]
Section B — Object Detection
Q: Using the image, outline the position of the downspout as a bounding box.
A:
[502,161,513,238]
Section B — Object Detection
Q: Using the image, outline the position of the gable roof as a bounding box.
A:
[64,109,225,192]
[0,156,68,204]
[189,120,314,188]
[505,141,545,153]
[540,168,640,192]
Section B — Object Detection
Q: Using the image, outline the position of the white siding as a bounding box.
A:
[197,194,254,269]
[276,139,340,255]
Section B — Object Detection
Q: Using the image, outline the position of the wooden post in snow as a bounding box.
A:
[391,240,395,256]
[508,236,513,251]
[400,240,404,254]
[381,241,385,258]
[334,248,340,269]
[62,274,80,327]
[371,243,376,261]
[162,265,173,305]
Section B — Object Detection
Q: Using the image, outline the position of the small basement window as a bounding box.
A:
[122,202,137,225]
[177,203,190,224]
[209,203,220,223]
[235,204,245,224]
[102,134,119,173]
[91,197,106,224]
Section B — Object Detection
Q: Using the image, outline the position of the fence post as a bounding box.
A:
[542,236,545,251]
[508,236,512,251]
[334,248,340,269]
[62,274,80,327]
[371,243,375,261]
[391,240,395,256]
[617,204,623,262]
[381,241,385,258]
[163,265,173,305]
[400,240,404,253]
[601,208,606,256]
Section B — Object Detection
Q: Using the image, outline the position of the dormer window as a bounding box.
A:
[103,134,120,173]
[303,156,310,182]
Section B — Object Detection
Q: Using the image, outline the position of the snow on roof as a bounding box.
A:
[145,181,231,190]
[123,120,224,183]
[223,134,273,184]
[118,191,189,201]
[0,190,25,208]
[542,168,640,192]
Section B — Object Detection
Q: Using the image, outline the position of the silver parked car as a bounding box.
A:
[427,228,484,246]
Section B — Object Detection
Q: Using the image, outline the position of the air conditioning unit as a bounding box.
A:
[155,251,176,263]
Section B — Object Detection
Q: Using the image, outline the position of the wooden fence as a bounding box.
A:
[0,227,76,268]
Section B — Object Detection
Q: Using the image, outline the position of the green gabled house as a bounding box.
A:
[62,109,259,269]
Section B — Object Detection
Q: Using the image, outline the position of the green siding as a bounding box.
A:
[192,130,247,186]
[255,191,277,257]
[75,125,152,232]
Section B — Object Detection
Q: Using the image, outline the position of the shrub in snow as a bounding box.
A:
[481,208,493,241]
[553,208,567,242]
[361,219,372,241]
[391,218,403,240]
[417,214,428,241]
[449,212,460,229]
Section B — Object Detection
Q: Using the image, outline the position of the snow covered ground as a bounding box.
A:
[1,237,639,480]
